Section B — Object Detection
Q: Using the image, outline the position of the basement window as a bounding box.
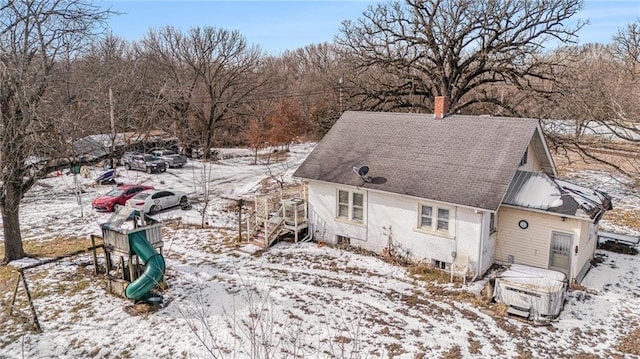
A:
[433,260,448,270]
[336,235,351,246]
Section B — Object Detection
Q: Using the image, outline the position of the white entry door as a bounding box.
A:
[550,232,572,275]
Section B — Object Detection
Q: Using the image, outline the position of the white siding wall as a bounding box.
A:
[518,143,543,172]
[307,183,367,243]
[482,213,498,275]
[575,220,598,281]
[308,181,486,276]
[495,206,592,282]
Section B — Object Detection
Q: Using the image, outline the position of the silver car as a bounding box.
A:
[124,153,167,173]
[150,149,188,168]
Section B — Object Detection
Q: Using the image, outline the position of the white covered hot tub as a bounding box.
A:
[493,264,568,321]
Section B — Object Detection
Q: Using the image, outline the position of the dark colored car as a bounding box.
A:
[124,153,167,173]
[91,184,154,212]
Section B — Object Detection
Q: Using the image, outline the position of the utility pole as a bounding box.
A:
[109,87,115,168]
[339,77,343,113]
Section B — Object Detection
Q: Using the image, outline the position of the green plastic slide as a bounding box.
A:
[124,230,166,300]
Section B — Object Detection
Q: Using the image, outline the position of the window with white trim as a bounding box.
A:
[419,204,451,232]
[352,192,364,221]
[420,205,433,227]
[337,190,364,223]
[338,190,349,218]
[437,208,449,230]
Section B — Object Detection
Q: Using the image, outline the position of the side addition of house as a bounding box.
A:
[293,97,612,283]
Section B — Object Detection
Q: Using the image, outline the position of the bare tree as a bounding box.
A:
[266,98,306,158]
[0,0,110,263]
[68,35,148,161]
[612,20,640,76]
[135,29,202,153]
[191,162,217,229]
[309,102,342,138]
[140,26,266,157]
[245,118,267,165]
[545,20,640,185]
[278,43,346,138]
[336,0,585,114]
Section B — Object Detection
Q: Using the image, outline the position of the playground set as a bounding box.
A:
[100,207,166,301]
[7,207,168,332]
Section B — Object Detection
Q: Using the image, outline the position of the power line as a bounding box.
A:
[169,90,336,106]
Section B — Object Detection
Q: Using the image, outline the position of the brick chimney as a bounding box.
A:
[434,96,449,120]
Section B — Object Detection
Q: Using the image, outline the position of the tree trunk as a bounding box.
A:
[2,181,25,263]
[204,126,214,160]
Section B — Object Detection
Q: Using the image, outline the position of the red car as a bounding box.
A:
[92,184,154,212]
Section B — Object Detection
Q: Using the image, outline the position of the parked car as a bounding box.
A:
[122,151,142,163]
[123,153,167,173]
[150,149,188,168]
[126,189,189,214]
[96,169,117,185]
[188,147,219,160]
[92,184,154,212]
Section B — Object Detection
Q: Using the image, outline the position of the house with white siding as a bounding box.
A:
[293,97,612,283]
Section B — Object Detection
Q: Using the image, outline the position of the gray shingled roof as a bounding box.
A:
[293,111,543,211]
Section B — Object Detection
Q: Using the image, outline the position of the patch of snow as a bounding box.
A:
[513,174,562,209]
[0,143,639,358]
[498,264,567,291]
[8,257,41,268]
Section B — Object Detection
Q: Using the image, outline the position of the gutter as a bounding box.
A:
[500,204,589,222]
[450,206,458,282]
[472,210,485,282]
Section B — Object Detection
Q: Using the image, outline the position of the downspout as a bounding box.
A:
[366,189,369,242]
[450,206,458,282]
[591,211,604,262]
[472,210,485,282]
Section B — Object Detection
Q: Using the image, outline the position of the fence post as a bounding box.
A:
[19,270,42,332]
[91,235,99,275]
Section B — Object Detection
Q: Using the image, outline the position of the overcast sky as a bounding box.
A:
[101,0,640,55]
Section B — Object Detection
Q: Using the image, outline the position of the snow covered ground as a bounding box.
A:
[1,143,640,358]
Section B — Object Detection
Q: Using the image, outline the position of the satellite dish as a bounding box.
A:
[352,165,372,184]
